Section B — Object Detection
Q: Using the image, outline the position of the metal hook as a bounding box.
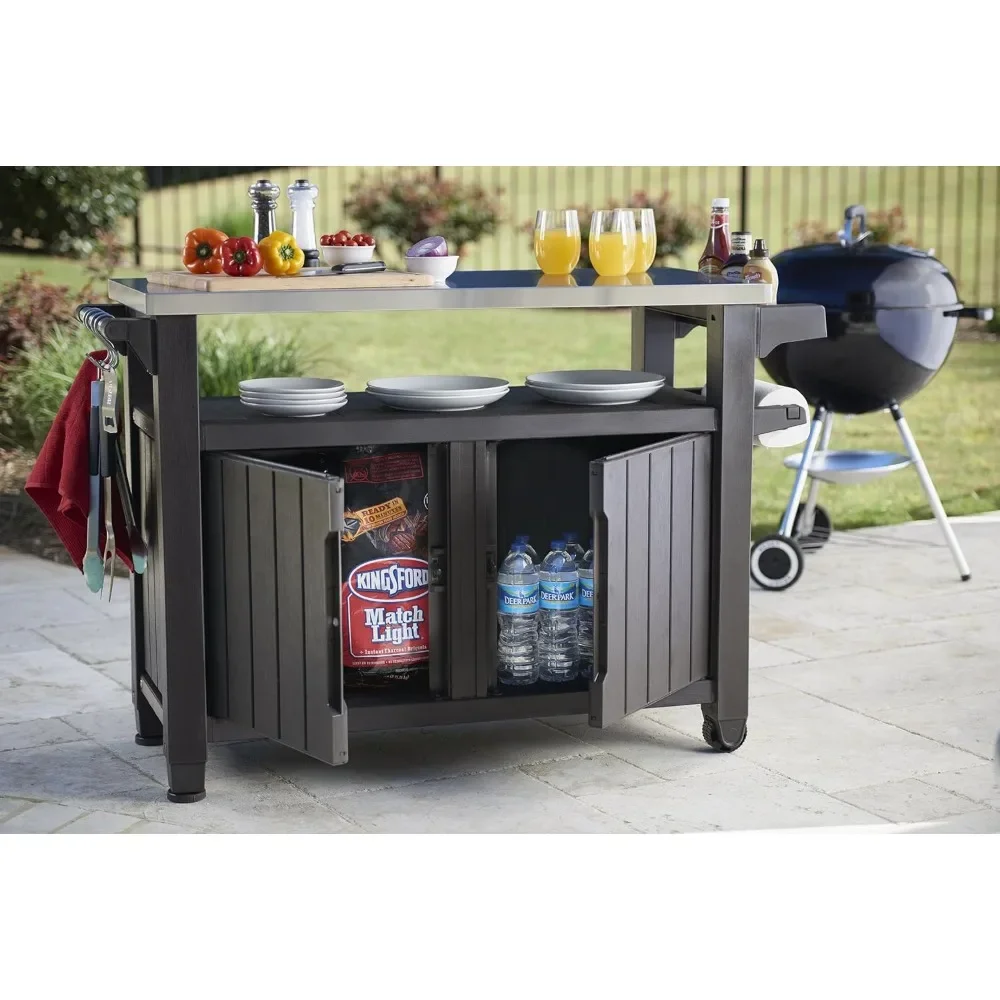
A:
[77,305,121,371]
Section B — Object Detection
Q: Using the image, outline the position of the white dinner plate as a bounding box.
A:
[366,387,509,411]
[526,383,663,406]
[240,389,346,403]
[526,369,665,391]
[239,377,345,394]
[367,375,509,396]
[241,397,348,417]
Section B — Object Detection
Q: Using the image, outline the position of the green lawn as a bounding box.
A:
[3,251,999,535]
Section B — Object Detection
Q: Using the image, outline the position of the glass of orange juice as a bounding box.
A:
[628,208,657,273]
[589,210,636,277]
[534,210,581,275]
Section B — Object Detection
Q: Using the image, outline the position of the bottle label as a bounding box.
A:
[744,270,763,282]
[579,579,595,609]
[498,583,538,615]
[699,261,722,275]
[721,265,745,282]
[540,579,579,611]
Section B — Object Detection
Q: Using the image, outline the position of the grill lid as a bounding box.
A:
[773,206,960,311]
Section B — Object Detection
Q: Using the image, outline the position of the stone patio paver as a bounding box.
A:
[0,513,998,834]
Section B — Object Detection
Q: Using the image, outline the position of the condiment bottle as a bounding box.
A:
[721,231,752,281]
[248,178,281,244]
[698,197,732,276]
[287,178,320,268]
[742,238,779,292]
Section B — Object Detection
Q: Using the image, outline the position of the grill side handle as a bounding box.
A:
[756,303,828,359]
[944,305,994,321]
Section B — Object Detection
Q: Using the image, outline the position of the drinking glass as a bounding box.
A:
[589,210,636,277]
[628,208,657,273]
[534,210,581,275]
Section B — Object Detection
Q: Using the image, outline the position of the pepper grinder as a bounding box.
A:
[248,178,280,244]
[287,178,319,268]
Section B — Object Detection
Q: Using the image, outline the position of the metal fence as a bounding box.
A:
[132,166,1000,307]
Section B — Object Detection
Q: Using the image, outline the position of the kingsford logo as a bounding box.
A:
[348,557,429,602]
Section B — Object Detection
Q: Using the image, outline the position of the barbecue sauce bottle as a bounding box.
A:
[742,239,779,291]
[721,231,752,281]
[698,198,732,275]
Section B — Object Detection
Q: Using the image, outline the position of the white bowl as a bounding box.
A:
[321,245,376,267]
[404,255,459,282]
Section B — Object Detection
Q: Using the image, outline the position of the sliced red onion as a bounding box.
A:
[406,236,448,258]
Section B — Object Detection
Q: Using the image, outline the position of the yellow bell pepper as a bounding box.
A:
[258,230,305,276]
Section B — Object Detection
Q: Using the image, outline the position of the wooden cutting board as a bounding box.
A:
[146,269,436,291]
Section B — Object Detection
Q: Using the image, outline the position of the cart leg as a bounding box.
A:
[702,304,755,747]
[778,410,826,537]
[797,408,833,534]
[152,315,208,802]
[891,403,971,581]
[123,356,163,747]
[631,307,696,385]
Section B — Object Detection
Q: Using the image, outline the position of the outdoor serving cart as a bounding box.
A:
[83,270,825,802]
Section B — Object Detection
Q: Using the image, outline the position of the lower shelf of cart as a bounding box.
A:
[346,685,590,732]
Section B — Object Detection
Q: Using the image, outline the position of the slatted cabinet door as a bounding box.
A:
[588,433,712,727]
[202,453,349,765]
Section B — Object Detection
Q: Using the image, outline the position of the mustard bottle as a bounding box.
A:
[742,238,779,294]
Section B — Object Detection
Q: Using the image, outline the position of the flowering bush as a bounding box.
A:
[792,206,915,247]
[521,190,698,268]
[0,271,79,366]
[345,173,504,259]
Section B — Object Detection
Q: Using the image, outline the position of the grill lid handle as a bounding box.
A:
[943,306,994,321]
[839,204,872,248]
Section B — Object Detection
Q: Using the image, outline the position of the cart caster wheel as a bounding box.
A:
[134,734,163,747]
[702,717,747,753]
[750,534,804,591]
[792,503,832,551]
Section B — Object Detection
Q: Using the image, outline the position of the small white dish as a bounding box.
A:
[240,389,346,402]
[404,255,459,282]
[321,245,376,267]
[241,397,348,417]
[367,375,508,396]
[366,387,509,411]
[239,377,345,394]
[526,370,665,391]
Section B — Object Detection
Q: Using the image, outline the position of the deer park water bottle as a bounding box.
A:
[578,544,595,680]
[537,539,579,683]
[564,532,586,564]
[497,542,539,686]
[514,534,538,563]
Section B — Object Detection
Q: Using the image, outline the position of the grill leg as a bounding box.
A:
[797,408,834,534]
[778,409,826,538]
[891,403,971,581]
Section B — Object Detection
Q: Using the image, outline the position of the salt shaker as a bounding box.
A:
[248,178,280,244]
[287,178,319,268]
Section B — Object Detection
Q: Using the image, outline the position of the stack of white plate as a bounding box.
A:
[525,370,666,406]
[366,376,509,412]
[239,377,348,417]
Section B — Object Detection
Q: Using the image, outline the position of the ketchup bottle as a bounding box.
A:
[698,198,732,276]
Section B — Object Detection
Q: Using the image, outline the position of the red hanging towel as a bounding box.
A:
[24,351,135,574]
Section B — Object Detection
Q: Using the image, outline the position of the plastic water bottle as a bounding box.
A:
[578,545,595,681]
[497,543,539,685]
[514,535,538,563]
[564,532,586,564]
[537,539,579,682]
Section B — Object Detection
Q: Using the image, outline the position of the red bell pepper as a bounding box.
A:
[220,237,263,277]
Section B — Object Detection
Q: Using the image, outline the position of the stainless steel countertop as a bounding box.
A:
[107,268,775,317]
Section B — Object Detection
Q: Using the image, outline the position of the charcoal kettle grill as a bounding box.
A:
[750,205,994,591]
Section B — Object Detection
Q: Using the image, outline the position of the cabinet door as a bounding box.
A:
[203,453,349,765]
[589,433,712,727]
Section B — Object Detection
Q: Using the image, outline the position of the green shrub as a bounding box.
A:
[345,172,504,259]
[0,325,310,453]
[0,166,145,257]
[0,271,81,366]
[197,326,310,398]
[793,205,915,247]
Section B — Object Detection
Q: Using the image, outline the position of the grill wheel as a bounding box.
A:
[750,534,804,591]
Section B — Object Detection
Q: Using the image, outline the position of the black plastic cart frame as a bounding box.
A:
[82,271,824,802]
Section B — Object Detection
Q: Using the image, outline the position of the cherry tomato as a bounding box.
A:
[335,229,350,238]
[333,234,348,246]
[365,236,376,246]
